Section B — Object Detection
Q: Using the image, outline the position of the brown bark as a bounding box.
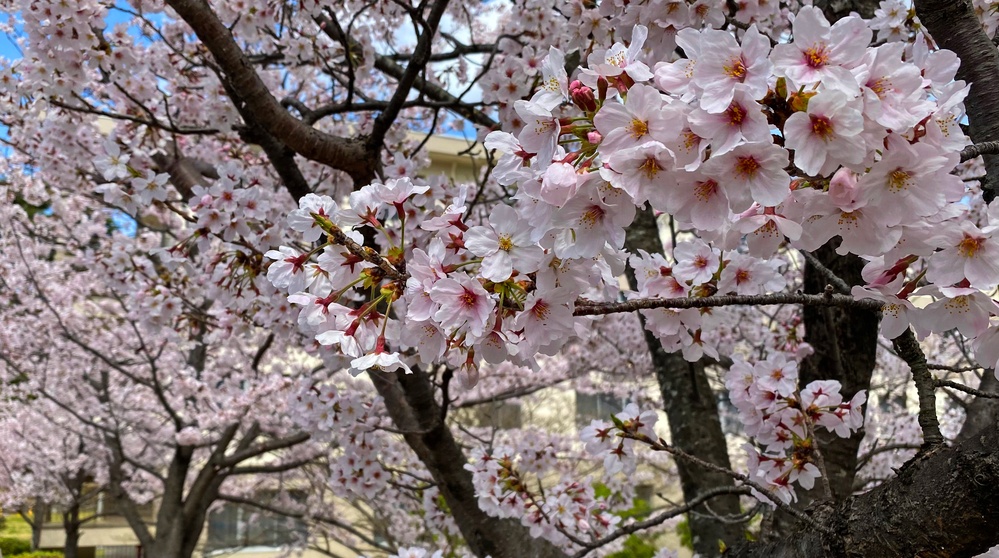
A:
[957,371,999,443]
[727,420,999,557]
[23,501,49,550]
[796,245,878,504]
[370,368,568,558]
[624,207,743,557]
[163,0,379,186]
[812,0,879,22]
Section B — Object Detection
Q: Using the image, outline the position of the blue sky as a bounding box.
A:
[0,32,19,60]
[0,5,478,142]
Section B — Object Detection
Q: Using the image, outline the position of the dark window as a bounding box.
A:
[476,402,522,429]
[205,493,308,552]
[575,391,625,426]
[96,547,141,558]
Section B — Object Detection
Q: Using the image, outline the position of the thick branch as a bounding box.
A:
[573,293,882,316]
[164,0,378,185]
[960,140,999,163]
[958,371,999,443]
[230,456,316,475]
[369,368,567,558]
[891,328,944,448]
[219,431,311,468]
[727,420,999,557]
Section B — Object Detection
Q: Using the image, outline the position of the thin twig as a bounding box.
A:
[935,378,999,399]
[622,432,834,535]
[569,486,752,557]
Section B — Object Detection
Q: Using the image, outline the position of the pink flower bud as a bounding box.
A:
[571,83,597,112]
[828,167,860,210]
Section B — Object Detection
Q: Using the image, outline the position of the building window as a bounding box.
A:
[575,391,625,426]
[476,401,522,429]
[96,547,141,558]
[205,495,308,552]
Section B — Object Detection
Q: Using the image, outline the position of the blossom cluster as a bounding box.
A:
[264,6,999,385]
[288,380,389,499]
[579,403,661,478]
[725,354,866,504]
[464,438,622,548]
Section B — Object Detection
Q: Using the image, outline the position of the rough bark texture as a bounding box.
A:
[141,445,219,558]
[624,207,743,557]
[767,244,877,542]
[957,371,999,443]
[370,369,568,558]
[797,245,878,503]
[812,0,879,21]
[727,420,999,557]
[915,0,999,202]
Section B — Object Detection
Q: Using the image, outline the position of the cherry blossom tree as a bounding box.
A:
[3,0,999,557]
[0,399,106,557]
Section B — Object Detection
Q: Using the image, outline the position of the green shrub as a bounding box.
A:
[0,537,32,556]
[676,518,693,550]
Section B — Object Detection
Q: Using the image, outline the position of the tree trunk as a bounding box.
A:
[371,369,568,558]
[624,207,743,556]
[727,419,999,557]
[28,501,49,550]
[63,504,80,558]
[766,245,878,538]
[798,244,878,502]
[957,370,999,443]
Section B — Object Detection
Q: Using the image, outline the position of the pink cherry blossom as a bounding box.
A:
[784,90,866,176]
[430,273,496,340]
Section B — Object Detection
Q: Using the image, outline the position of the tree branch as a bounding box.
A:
[315,14,498,131]
[935,378,999,399]
[164,0,378,186]
[218,432,311,468]
[891,328,944,448]
[573,293,882,316]
[960,140,999,163]
[367,0,452,152]
[570,486,752,558]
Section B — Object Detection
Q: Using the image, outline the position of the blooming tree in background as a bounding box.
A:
[3,0,999,557]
